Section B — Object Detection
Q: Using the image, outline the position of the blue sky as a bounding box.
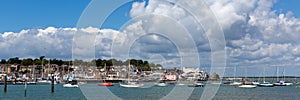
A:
[1,0,300,76]
[273,0,300,18]
[0,0,91,33]
[0,0,298,33]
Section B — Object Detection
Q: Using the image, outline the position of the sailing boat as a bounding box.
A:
[119,60,144,88]
[258,66,274,87]
[229,65,242,86]
[238,66,256,88]
[98,63,114,86]
[273,65,293,86]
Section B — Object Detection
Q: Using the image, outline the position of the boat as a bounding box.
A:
[119,60,144,88]
[229,81,242,86]
[176,83,185,86]
[257,82,274,87]
[155,81,167,87]
[63,80,79,88]
[188,80,205,87]
[98,82,114,86]
[273,81,293,86]
[229,65,242,86]
[63,83,79,88]
[257,67,273,87]
[238,85,256,88]
[119,81,144,88]
[252,81,260,85]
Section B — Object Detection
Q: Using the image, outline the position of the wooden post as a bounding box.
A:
[4,75,7,93]
[24,80,27,97]
[51,75,54,93]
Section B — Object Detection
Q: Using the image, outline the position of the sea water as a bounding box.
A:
[1,83,300,100]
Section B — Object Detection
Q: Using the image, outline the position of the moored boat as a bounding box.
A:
[257,82,274,87]
[120,81,144,88]
[155,81,167,87]
[238,85,256,88]
[63,83,79,88]
[98,82,114,86]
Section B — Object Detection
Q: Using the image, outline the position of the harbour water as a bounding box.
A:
[1,83,300,100]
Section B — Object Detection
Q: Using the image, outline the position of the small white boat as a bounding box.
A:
[257,82,274,87]
[238,85,256,88]
[284,82,293,86]
[252,82,260,85]
[63,83,79,88]
[229,82,242,86]
[156,82,167,87]
[176,83,185,86]
[273,81,293,86]
[120,81,144,88]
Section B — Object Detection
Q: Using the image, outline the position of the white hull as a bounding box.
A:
[156,83,167,87]
[285,82,293,86]
[239,85,256,88]
[230,82,242,86]
[63,84,79,88]
[120,83,144,88]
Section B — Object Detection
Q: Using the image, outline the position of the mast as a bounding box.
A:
[276,66,279,81]
[42,59,44,78]
[263,66,266,82]
[234,65,236,81]
[283,65,285,81]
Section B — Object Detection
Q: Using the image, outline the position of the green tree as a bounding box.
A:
[21,58,33,66]
[7,57,21,64]
[0,59,6,64]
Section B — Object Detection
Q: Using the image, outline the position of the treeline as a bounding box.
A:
[0,56,163,71]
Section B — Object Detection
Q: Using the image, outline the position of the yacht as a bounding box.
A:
[238,85,257,88]
[258,82,274,87]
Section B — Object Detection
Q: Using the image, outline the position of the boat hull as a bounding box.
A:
[119,83,144,88]
[238,85,256,88]
[98,83,114,86]
[63,84,79,88]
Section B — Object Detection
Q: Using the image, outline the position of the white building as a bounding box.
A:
[182,67,201,80]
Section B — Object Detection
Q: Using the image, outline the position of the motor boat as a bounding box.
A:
[63,83,79,88]
[63,80,79,88]
[98,82,114,86]
[120,81,144,88]
[155,81,167,87]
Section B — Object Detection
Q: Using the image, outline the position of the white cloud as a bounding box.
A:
[2,0,300,73]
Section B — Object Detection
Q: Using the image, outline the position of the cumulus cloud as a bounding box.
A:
[2,0,300,74]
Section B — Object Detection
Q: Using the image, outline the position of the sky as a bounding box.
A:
[0,0,300,76]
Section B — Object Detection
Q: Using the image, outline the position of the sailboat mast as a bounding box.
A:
[276,66,279,81]
[263,66,266,82]
[283,65,285,81]
[233,65,236,81]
